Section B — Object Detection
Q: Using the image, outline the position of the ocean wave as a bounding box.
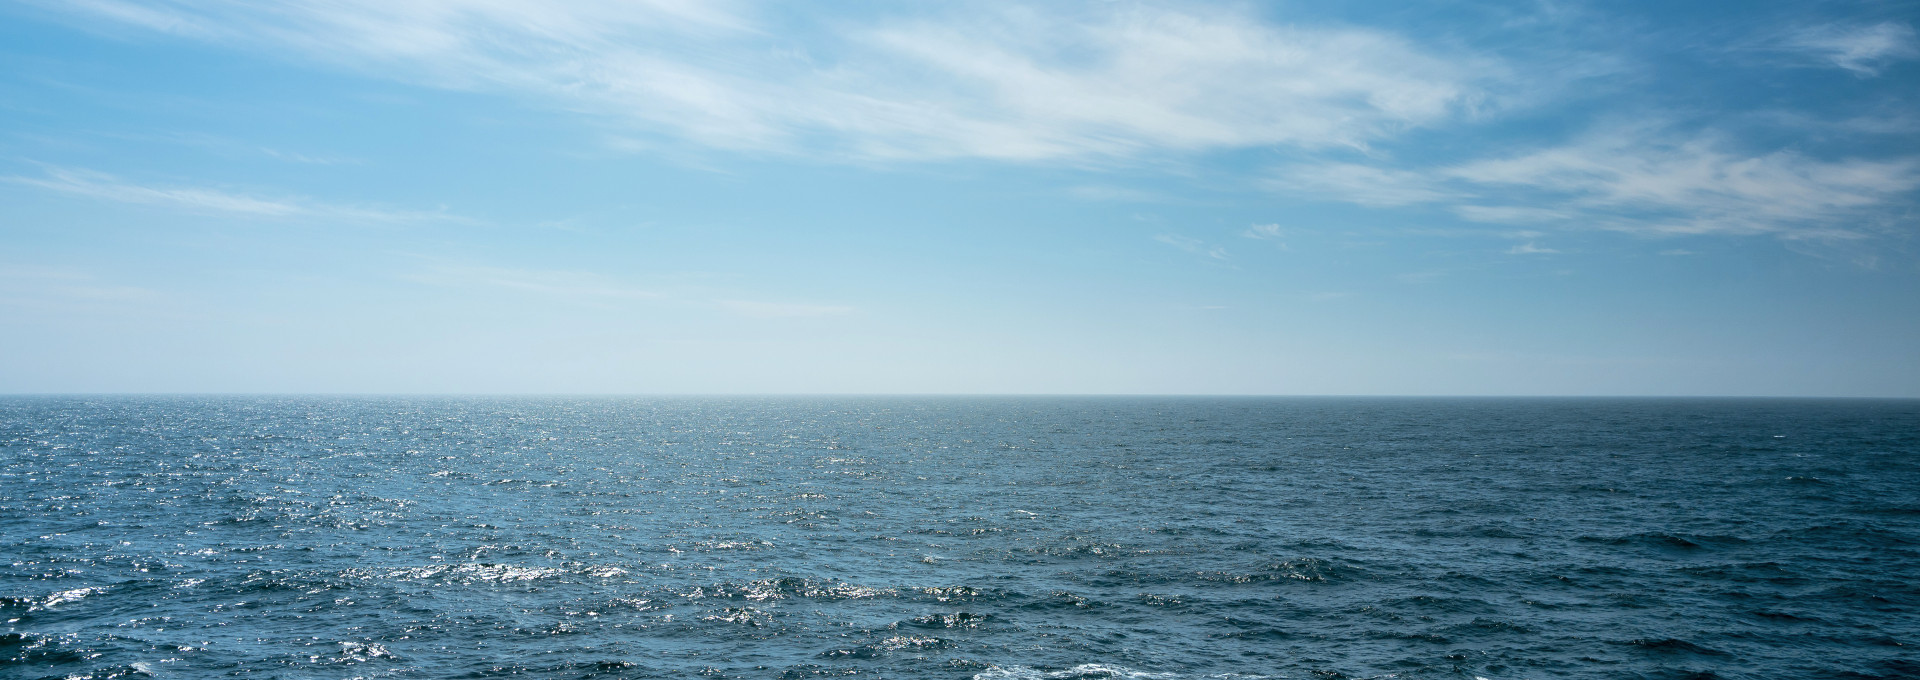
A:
[904,611,992,629]
[1576,532,1750,550]
[0,631,90,665]
[1613,637,1729,655]
[693,576,896,601]
[344,562,629,583]
[0,586,107,612]
[6,396,1915,679]
[1192,557,1352,584]
[975,664,1268,679]
[822,635,955,658]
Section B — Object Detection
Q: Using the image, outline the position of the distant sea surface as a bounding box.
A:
[3,397,1917,679]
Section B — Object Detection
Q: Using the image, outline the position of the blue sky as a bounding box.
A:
[2,0,1917,396]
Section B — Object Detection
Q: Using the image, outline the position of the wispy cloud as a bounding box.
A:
[409,264,856,318]
[408,265,662,302]
[1273,127,1920,240]
[5,166,462,222]
[1450,205,1572,224]
[0,264,164,310]
[1780,22,1919,76]
[1266,162,1452,207]
[715,300,854,318]
[1154,234,1229,260]
[845,8,1493,160]
[104,131,360,165]
[1445,132,1918,238]
[1397,269,1449,284]
[258,148,355,165]
[1066,185,1164,202]
[1240,223,1291,249]
[1242,223,1286,240]
[1505,242,1559,255]
[9,166,301,216]
[42,1,1500,162]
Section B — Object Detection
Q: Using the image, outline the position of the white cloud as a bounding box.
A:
[1450,205,1571,224]
[5,166,462,222]
[1274,128,1920,240]
[715,300,853,318]
[1066,185,1165,202]
[1154,234,1228,260]
[8,166,301,216]
[97,131,361,165]
[42,1,1498,162]
[409,265,661,302]
[1242,223,1286,240]
[1266,162,1452,207]
[1240,223,1292,250]
[1783,22,1919,76]
[1505,242,1559,255]
[1446,132,1918,238]
[0,265,164,310]
[259,148,355,165]
[408,264,854,318]
[845,8,1489,159]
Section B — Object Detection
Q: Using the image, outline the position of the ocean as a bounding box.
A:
[2,396,1915,679]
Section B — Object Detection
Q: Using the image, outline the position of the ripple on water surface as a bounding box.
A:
[2,396,1917,679]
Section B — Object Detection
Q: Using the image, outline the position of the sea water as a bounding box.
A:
[2,396,1916,679]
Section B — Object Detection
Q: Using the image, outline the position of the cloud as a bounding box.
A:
[8,166,301,216]
[715,300,853,318]
[408,265,662,302]
[1445,132,1919,238]
[1154,234,1228,260]
[93,131,361,165]
[1066,185,1164,202]
[408,264,854,318]
[1240,223,1292,249]
[1242,223,1286,240]
[845,7,1491,160]
[5,166,462,222]
[1505,242,1559,255]
[1265,162,1452,207]
[1449,205,1571,224]
[1782,22,1919,76]
[258,148,355,165]
[42,1,1498,162]
[1273,128,1920,240]
[0,265,164,310]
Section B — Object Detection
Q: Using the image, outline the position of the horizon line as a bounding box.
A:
[2,392,1916,400]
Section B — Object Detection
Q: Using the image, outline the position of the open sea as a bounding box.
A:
[2,396,1916,679]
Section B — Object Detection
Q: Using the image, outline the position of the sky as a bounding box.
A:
[1,0,1917,396]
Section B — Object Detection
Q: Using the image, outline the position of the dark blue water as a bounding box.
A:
[2,397,1916,679]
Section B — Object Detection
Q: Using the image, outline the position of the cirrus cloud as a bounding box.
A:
[1270,127,1920,240]
[4,165,463,223]
[1780,21,1919,77]
[39,1,1501,162]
